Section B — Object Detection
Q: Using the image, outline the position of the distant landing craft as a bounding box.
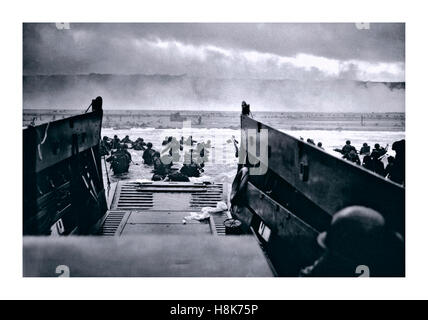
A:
[170,112,187,122]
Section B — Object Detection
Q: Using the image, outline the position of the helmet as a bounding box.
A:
[346,140,351,145]
[317,206,387,262]
[375,143,380,149]
[147,142,153,149]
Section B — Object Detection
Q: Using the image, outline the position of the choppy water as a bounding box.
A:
[101,127,405,186]
[101,127,241,185]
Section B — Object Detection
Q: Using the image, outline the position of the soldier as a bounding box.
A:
[121,135,132,144]
[112,135,121,149]
[307,138,315,145]
[180,161,203,178]
[299,206,404,277]
[344,149,361,165]
[317,142,324,150]
[341,140,356,156]
[132,137,146,150]
[373,157,385,176]
[166,171,190,182]
[103,136,112,149]
[370,143,387,159]
[362,155,374,171]
[368,143,387,176]
[360,143,371,156]
[384,156,395,178]
[142,142,156,165]
[106,144,131,175]
[99,136,111,156]
[241,101,251,116]
[152,151,169,181]
[120,144,132,162]
[389,139,405,185]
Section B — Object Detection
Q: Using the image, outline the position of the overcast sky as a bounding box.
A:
[23,23,404,82]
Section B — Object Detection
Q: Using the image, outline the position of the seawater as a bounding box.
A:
[101,127,405,185]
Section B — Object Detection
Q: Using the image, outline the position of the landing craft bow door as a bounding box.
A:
[23,104,107,235]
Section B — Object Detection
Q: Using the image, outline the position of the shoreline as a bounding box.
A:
[23,110,405,132]
[102,125,405,132]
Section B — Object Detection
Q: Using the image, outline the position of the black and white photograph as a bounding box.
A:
[21,22,406,278]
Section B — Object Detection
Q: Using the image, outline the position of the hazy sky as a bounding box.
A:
[23,23,404,82]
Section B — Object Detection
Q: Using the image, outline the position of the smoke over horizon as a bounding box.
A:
[23,74,405,113]
[23,23,405,113]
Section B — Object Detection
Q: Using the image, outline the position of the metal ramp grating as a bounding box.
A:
[111,182,224,211]
[106,182,229,236]
[99,211,128,236]
[190,184,223,208]
[115,183,154,210]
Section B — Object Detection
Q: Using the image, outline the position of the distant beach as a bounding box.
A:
[23,109,405,132]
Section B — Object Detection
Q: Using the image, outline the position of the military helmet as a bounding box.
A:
[317,206,387,262]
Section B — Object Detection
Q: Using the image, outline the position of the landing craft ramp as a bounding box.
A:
[100,181,229,236]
